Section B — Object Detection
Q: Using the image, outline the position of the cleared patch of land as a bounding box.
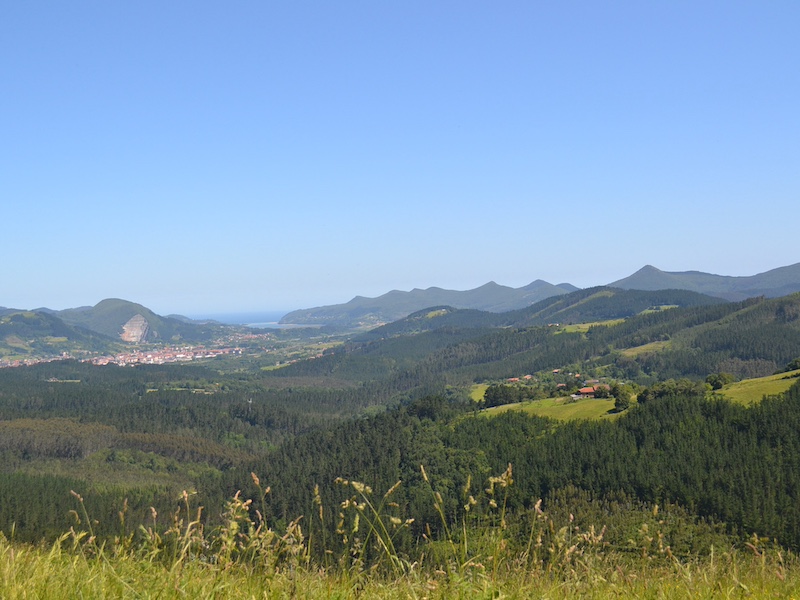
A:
[714,370,800,406]
[483,396,620,421]
[470,383,489,401]
[559,319,624,333]
[639,304,678,314]
[620,340,671,357]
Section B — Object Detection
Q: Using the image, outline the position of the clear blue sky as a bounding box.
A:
[3,2,798,317]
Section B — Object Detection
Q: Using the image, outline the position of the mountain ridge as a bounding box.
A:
[280,280,577,327]
[280,262,800,327]
[610,262,800,300]
[4,262,800,336]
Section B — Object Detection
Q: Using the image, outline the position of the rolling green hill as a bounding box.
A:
[713,369,800,405]
[55,298,178,340]
[507,287,727,326]
[51,298,229,343]
[268,291,800,397]
[1,299,243,361]
[354,287,727,342]
[0,311,116,360]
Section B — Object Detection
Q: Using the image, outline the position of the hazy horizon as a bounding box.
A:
[5,260,800,319]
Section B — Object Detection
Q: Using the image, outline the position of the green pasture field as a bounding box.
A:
[3,335,30,350]
[639,304,679,314]
[469,383,489,401]
[620,340,671,356]
[714,369,800,406]
[559,319,624,333]
[483,396,620,421]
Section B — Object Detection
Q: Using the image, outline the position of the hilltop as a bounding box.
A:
[1,299,241,363]
[610,262,800,300]
[352,287,727,341]
[46,298,225,343]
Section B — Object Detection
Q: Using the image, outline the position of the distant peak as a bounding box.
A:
[520,279,552,290]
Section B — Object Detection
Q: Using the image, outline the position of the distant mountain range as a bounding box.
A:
[3,262,800,358]
[280,262,800,327]
[279,280,579,327]
[609,263,800,301]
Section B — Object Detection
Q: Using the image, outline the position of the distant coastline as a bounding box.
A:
[246,321,320,329]
[190,311,289,325]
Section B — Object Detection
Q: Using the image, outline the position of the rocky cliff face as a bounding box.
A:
[120,314,150,343]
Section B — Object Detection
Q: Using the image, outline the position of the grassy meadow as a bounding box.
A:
[3,537,799,599]
[477,371,800,425]
[482,396,620,421]
[558,318,625,333]
[714,370,800,406]
[2,482,800,599]
[469,383,489,401]
[620,340,671,357]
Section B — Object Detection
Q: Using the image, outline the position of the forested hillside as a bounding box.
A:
[235,377,800,555]
[0,310,117,358]
[270,292,800,388]
[1,289,800,562]
[353,287,726,340]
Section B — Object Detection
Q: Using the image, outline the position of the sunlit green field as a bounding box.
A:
[559,319,624,333]
[620,340,671,356]
[714,370,800,406]
[483,396,620,420]
[469,383,489,401]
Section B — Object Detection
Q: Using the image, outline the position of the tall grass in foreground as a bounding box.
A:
[2,468,800,599]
